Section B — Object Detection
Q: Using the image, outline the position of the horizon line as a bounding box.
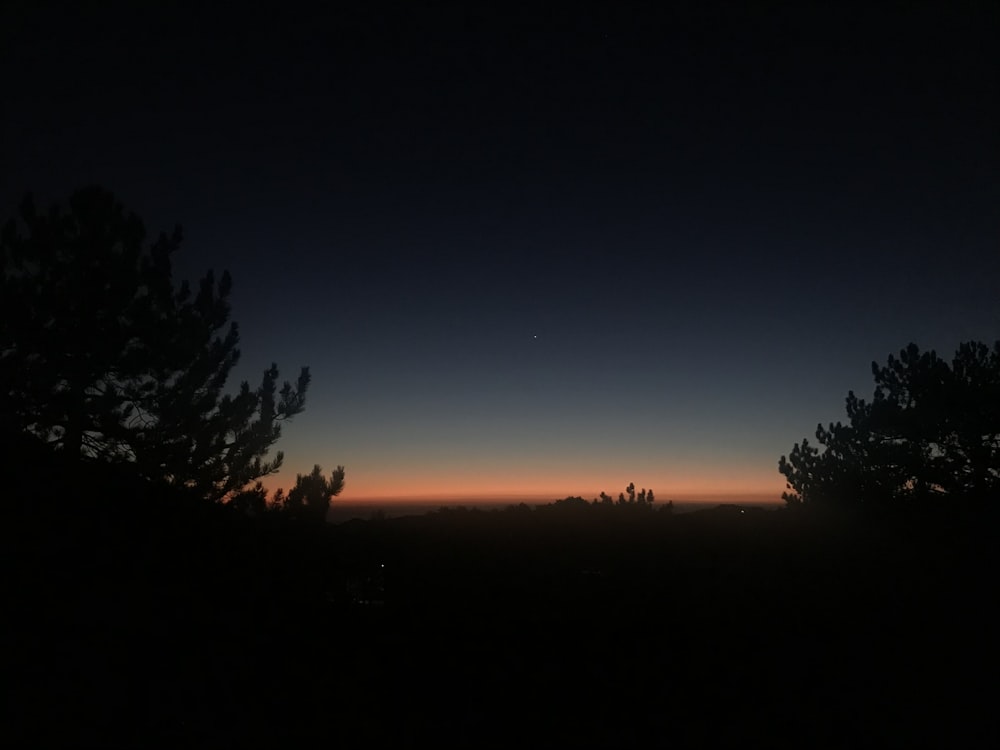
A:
[333,491,784,506]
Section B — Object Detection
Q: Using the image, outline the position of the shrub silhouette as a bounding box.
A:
[553,495,590,510]
[0,187,328,504]
[779,341,1000,507]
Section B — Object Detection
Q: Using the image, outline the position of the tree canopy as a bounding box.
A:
[1,187,317,504]
[280,464,346,521]
[779,341,1000,508]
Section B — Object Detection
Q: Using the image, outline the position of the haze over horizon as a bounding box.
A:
[3,3,996,504]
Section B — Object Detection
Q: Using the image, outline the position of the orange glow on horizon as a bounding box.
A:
[262,464,785,506]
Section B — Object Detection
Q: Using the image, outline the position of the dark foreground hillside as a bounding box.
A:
[7,486,997,748]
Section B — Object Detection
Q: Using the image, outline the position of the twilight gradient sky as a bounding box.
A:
[3,3,997,504]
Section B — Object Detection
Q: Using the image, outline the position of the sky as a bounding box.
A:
[2,2,997,505]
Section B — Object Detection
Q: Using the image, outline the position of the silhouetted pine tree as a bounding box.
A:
[282,464,346,521]
[1,187,312,502]
[779,341,1000,507]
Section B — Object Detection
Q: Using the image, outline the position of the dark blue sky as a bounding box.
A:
[3,3,997,502]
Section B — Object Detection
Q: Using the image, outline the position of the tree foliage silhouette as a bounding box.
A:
[609,482,654,506]
[591,483,657,508]
[779,341,1000,507]
[0,187,312,502]
[280,464,346,521]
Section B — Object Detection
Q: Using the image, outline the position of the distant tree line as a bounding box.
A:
[780,341,1000,508]
[551,482,673,513]
[1,187,342,520]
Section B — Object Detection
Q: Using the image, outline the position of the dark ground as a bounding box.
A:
[7,485,997,748]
